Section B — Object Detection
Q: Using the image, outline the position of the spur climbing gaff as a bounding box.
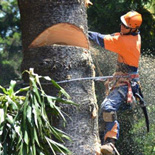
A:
[135,89,150,132]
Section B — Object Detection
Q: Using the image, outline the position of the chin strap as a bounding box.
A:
[121,29,138,35]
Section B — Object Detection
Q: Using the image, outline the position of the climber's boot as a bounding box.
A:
[101,138,120,155]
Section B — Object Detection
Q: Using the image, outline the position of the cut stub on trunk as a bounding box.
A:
[29,23,89,49]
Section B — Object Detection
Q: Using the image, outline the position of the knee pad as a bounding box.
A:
[103,111,117,122]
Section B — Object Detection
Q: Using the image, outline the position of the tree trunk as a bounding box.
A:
[18,0,100,154]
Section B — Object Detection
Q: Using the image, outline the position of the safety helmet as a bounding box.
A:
[120,11,142,29]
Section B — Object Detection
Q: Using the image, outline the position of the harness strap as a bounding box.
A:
[119,80,133,103]
[120,74,139,103]
[105,72,139,103]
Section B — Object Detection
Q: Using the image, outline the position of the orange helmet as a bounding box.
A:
[120,11,142,29]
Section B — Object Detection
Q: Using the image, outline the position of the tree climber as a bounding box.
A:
[88,11,143,155]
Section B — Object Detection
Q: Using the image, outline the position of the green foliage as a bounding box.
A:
[143,125,155,155]
[0,0,20,38]
[132,123,155,155]
[0,0,22,86]
[0,69,76,155]
[0,0,21,53]
[0,50,22,86]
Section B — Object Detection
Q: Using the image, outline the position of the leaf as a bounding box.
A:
[33,127,40,146]
[50,126,71,142]
[45,136,71,155]
[26,105,32,125]
[45,95,77,106]
[19,142,23,155]
[45,137,57,155]
[6,114,14,124]
[35,73,42,90]
[22,98,28,132]
[6,96,18,110]
[53,105,66,122]
[8,80,16,92]
[32,142,36,155]
[46,95,65,121]
[22,143,28,155]
[50,126,64,142]
[31,81,41,103]
[32,96,41,129]
[50,80,71,99]
[43,76,51,81]
[52,127,71,142]
[16,136,23,153]
[0,85,7,94]
[41,106,48,123]
[15,86,30,95]
[24,130,29,145]
[55,98,77,106]
[32,106,39,129]
[46,96,55,108]
[14,125,22,140]
[0,108,5,124]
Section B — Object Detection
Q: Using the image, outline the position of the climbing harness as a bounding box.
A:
[104,72,139,103]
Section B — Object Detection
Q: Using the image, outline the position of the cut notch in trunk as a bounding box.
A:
[29,23,89,49]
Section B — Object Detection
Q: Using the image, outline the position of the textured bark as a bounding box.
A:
[18,0,100,154]
[18,0,88,50]
[22,46,100,154]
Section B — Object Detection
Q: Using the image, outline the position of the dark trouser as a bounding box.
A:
[100,81,138,143]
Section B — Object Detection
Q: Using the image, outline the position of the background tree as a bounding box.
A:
[0,0,22,85]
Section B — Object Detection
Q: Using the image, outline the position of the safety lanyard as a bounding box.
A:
[56,75,133,84]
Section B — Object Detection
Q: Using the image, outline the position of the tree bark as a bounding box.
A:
[18,0,100,154]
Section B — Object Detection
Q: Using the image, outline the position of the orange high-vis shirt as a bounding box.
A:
[104,33,141,68]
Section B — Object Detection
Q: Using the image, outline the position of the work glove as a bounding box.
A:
[85,0,93,8]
